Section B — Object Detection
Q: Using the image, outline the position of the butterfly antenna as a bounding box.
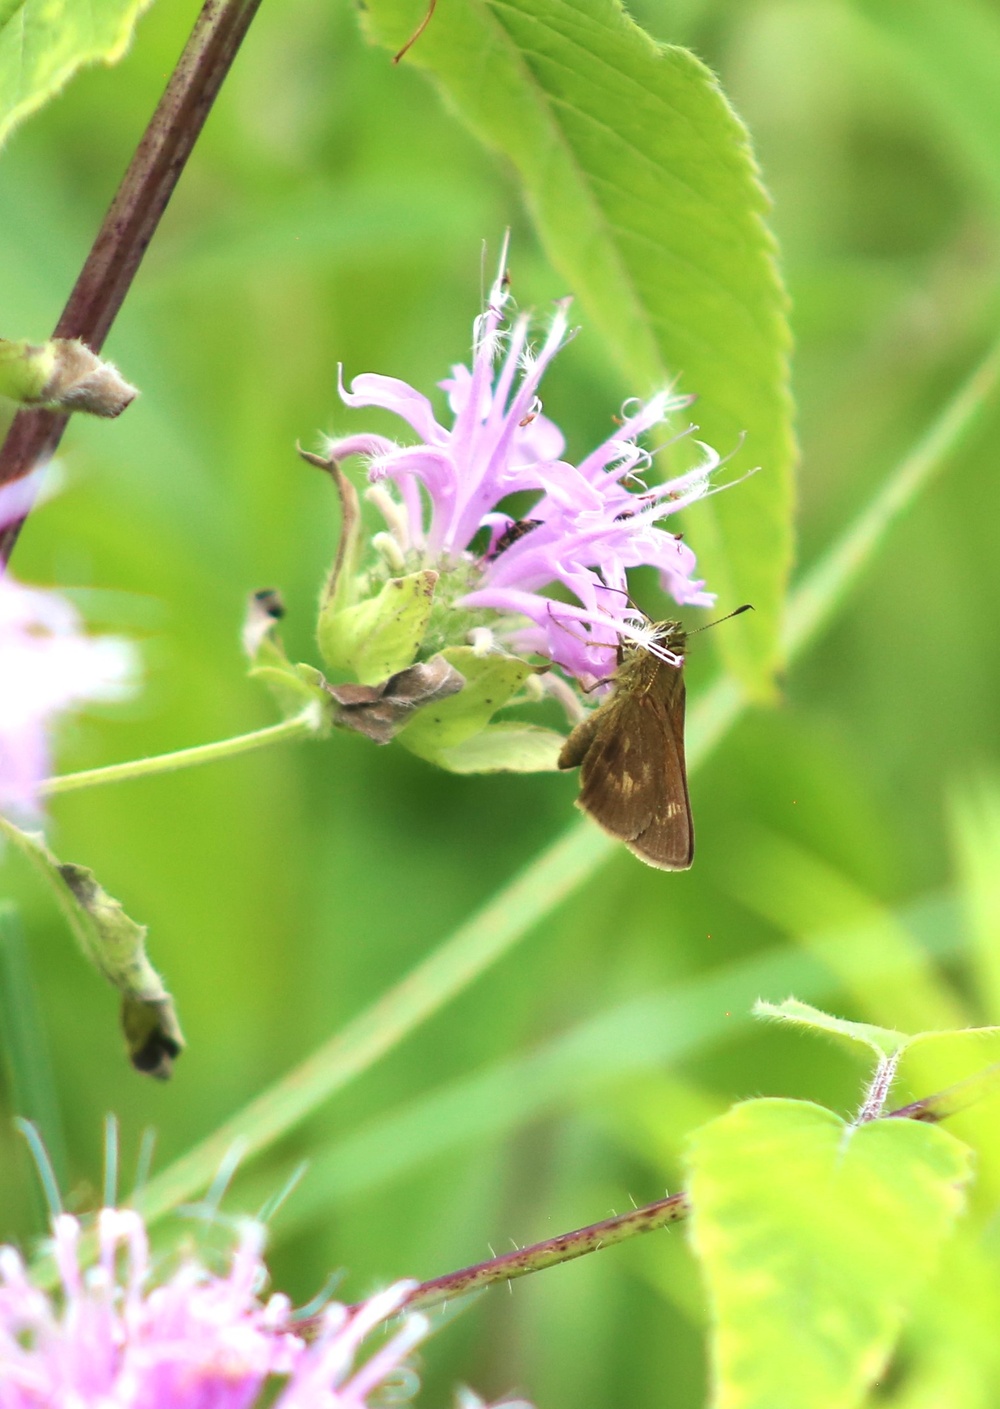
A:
[687,603,753,637]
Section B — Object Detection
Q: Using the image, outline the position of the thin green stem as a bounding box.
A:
[888,1060,1000,1125]
[110,335,1000,1235]
[40,710,319,797]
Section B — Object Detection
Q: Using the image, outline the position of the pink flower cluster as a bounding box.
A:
[0,1209,424,1408]
[0,475,133,818]
[324,239,721,686]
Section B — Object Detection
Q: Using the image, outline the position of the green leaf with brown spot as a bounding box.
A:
[0,817,183,1078]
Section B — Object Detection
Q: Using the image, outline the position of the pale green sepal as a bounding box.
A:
[754,997,911,1060]
[686,1097,972,1409]
[438,722,566,773]
[249,664,332,724]
[396,647,534,763]
[0,818,183,1079]
[318,569,438,683]
[298,449,363,617]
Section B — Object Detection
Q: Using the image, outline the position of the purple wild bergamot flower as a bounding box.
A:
[322,236,725,695]
[284,237,747,772]
[0,1205,506,1408]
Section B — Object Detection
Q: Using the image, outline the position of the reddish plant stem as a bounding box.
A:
[887,1059,1000,1124]
[315,1065,1000,1328]
[0,0,264,564]
[314,1190,689,1329]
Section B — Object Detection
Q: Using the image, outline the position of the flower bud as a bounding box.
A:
[0,336,137,416]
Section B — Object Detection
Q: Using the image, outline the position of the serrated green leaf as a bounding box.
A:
[396,646,533,762]
[317,569,438,683]
[0,0,154,149]
[361,0,794,697]
[686,1098,971,1409]
[754,997,911,1060]
[0,817,183,1077]
[438,721,565,773]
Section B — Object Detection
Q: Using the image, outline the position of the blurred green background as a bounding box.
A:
[3,1,1000,1405]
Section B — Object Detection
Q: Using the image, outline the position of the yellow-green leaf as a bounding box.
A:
[687,1098,971,1409]
[0,0,155,149]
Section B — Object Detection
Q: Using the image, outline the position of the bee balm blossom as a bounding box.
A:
[0,476,133,818]
[324,241,723,688]
[0,1208,435,1408]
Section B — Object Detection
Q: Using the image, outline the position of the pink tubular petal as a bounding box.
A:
[323,433,399,464]
[0,720,49,818]
[0,468,46,533]
[338,368,448,446]
[341,1311,429,1401]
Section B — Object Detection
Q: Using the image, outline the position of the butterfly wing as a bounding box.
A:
[628,668,693,870]
[574,663,693,871]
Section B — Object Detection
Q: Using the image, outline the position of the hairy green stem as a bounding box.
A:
[41,710,319,797]
[399,1192,689,1314]
[0,0,265,564]
[344,1057,991,1313]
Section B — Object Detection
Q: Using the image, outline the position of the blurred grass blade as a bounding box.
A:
[0,0,155,149]
[852,0,1000,215]
[362,0,795,697]
[133,820,612,1226]
[785,335,1000,660]
[718,828,968,1034]
[0,904,66,1189]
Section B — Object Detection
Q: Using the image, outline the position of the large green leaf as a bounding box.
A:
[361,0,794,697]
[687,1099,972,1409]
[0,0,154,148]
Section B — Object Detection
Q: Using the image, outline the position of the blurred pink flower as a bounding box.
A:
[325,237,727,687]
[0,478,133,817]
[0,1208,429,1409]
